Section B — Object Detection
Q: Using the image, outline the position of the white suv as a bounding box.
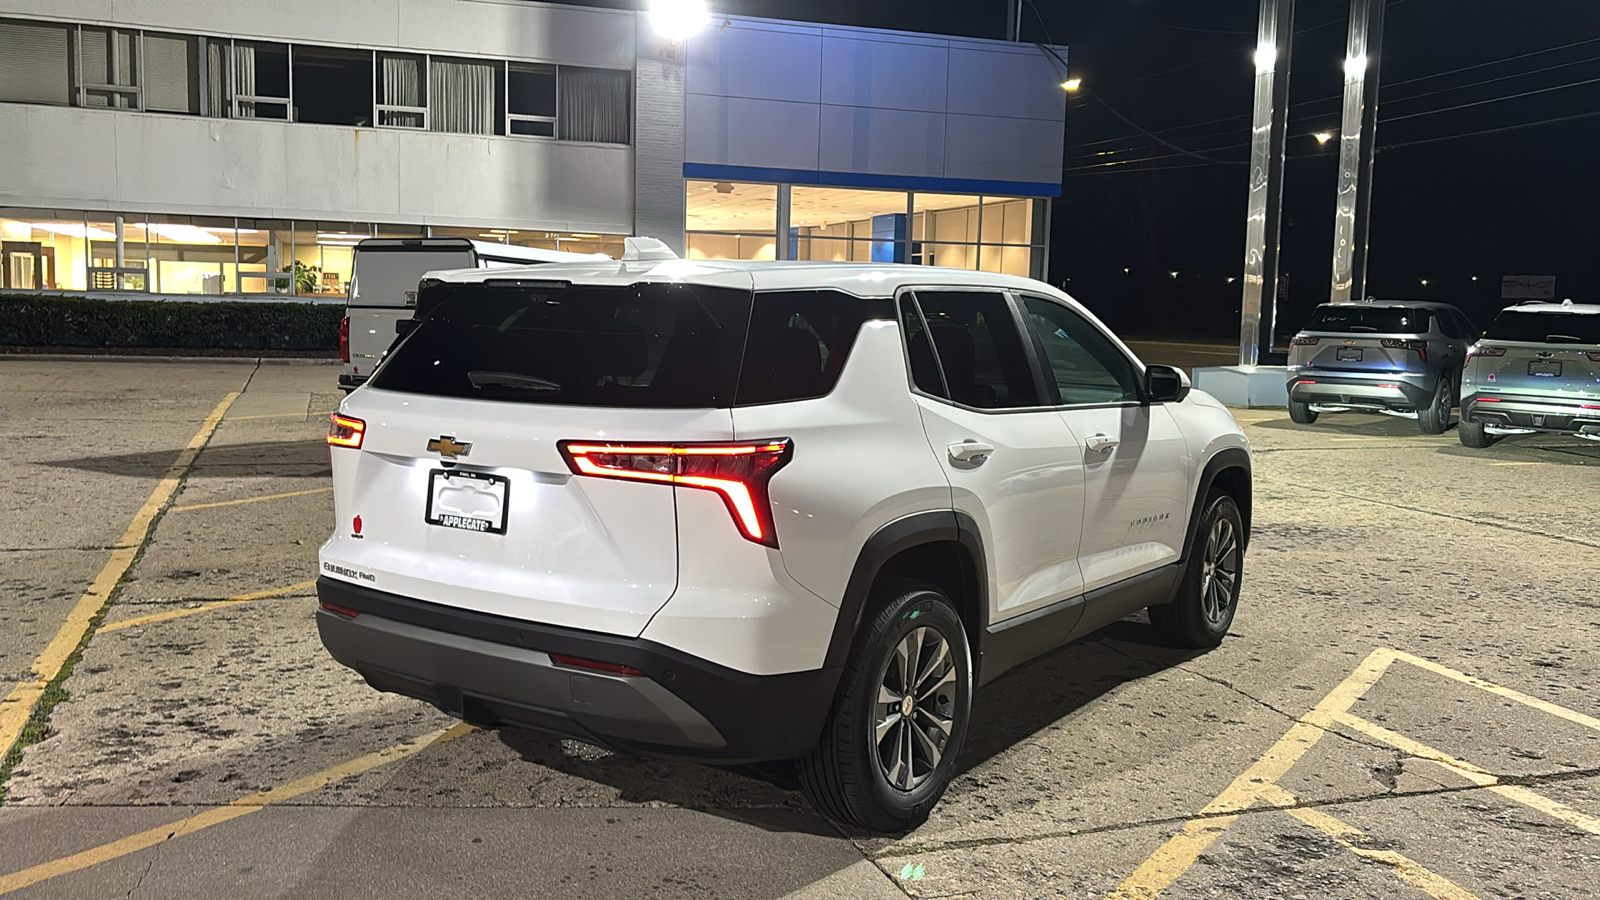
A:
[317,247,1252,832]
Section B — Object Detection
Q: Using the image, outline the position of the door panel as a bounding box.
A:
[902,290,1086,628]
[1017,294,1190,593]
[1059,403,1188,592]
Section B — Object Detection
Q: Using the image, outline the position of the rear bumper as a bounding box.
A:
[316,577,840,763]
[338,373,364,391]
[1287,373,1430,412]
[1464,394,1600,435]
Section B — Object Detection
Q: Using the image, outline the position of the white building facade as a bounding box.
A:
[0,0,1067,299]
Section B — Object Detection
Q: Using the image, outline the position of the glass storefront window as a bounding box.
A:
[791,187,909,264]
[290,222,368,296]
[686,233,776,261]
[686,180,776,233]
[239,219,293,294]
[140,214,236,294]
[1,208,91,291]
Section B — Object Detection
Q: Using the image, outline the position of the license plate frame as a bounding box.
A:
[1337,347,1363,361]
[1528,360,1562,378]
[425,469,510,535]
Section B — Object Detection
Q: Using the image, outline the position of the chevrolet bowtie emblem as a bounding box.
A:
[427,436,472,459]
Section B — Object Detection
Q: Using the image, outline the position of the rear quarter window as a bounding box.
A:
[733,290,888,406]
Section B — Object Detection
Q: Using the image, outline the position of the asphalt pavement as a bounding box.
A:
[0,356,1597,899]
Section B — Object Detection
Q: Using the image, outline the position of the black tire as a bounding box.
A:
[1458,418,1494,449]
[1418,375,1452,434]
[1288,399,1318,424]
[797,581,973,833]
[1150,494,1244,649]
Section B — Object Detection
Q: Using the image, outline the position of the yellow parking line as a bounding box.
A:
[0,723,472,894]
[1261,786,1482,900]
[1108,647,1400,899]
[169,487,332,513]
[1390,650,1600,734]
[0,392,239,763]
[99,580,318,635]
[1336,713,1600,836]
[1489,462,1541,467]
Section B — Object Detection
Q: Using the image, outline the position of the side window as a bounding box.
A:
[1437,309,1465,339]
[735,290,876,406]
[902,291,1039,409]
[1021,296,1142,405]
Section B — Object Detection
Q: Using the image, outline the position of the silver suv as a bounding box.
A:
[1285,300,1478,434]
[1460,300,1600,448]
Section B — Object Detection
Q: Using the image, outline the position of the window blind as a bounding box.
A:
[0,19,70,104]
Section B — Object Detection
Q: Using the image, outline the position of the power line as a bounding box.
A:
[1067,51,1600,162]
[1087,95,1248,165]
[1379,108,1600,149]
[1067,34,1600,154]
[1383,75,1600,123]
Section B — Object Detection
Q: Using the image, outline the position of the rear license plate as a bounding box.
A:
[1337,347,1363,361]
[425,469,509,534]
[1529,360,1562,378]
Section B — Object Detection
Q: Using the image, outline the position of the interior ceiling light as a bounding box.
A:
[713,182,736,194]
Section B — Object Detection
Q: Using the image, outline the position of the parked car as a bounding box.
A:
[316,241,1253,832]
[340,238,606,391]
[1285,300,1478,434]
[1459,300,1600,448]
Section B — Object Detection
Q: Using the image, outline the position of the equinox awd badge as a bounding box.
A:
[427,436,472,459]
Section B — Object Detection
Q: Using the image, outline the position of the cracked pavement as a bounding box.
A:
[1,357,1599,899]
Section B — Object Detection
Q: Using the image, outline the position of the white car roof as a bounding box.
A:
[1502,301,1600,315]
[425,258,1062,300]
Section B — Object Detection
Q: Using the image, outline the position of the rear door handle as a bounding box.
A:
[1085,433,1119,454]
[948,440,995,463]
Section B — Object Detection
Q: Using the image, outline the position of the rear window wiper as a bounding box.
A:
[1545,334,1583,343]
[1345,325,1378,332]
[467,370,561,391]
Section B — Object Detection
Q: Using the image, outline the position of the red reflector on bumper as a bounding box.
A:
[319,602,360,619]
[550,654,644,677]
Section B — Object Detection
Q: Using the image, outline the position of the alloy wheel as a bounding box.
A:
[1199,516,1239,626]
[873,626,958,791]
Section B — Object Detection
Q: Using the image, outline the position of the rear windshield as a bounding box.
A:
[350,248,475,308]
[1303,305,1432,335]
[371,283,885,408]
[372,282,752,408]
[1485,310,1600,344]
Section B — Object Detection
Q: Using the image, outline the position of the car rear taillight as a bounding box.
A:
[1465,346,1507,368]
[559,439,793,548]
[1290,336,1320,346]
[327,413,366,449]
[338,316,350,363]
[1381,339,1428,361]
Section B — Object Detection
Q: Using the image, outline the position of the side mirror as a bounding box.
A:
[396,318,419,338]
[1145,364,1190,404]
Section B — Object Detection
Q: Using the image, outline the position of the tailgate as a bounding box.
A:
[324,388,735,638]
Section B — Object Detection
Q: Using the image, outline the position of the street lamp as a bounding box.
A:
[649,0,710,40]
[1314,132,1332,144]
[1061,77,1082,92]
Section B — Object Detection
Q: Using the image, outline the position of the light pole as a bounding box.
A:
[1238,0,1295,367]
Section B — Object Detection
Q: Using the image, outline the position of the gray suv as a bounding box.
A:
[1459,300,1600,448]
[1285,300,1477,434]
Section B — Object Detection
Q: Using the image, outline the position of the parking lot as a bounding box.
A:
[1,355,1597,899]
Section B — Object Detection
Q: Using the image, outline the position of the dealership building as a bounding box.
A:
[0,0,1067,300]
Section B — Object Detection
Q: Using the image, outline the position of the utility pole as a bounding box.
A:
[1005,0,1023,42]
[1238,0,1295,366]
[1330,0,1385,303]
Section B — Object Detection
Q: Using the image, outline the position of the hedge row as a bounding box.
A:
[0,294,342,351]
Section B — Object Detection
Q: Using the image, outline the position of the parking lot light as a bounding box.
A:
[649,0,710,40]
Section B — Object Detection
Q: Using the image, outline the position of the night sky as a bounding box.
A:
[564,0,1600,338]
